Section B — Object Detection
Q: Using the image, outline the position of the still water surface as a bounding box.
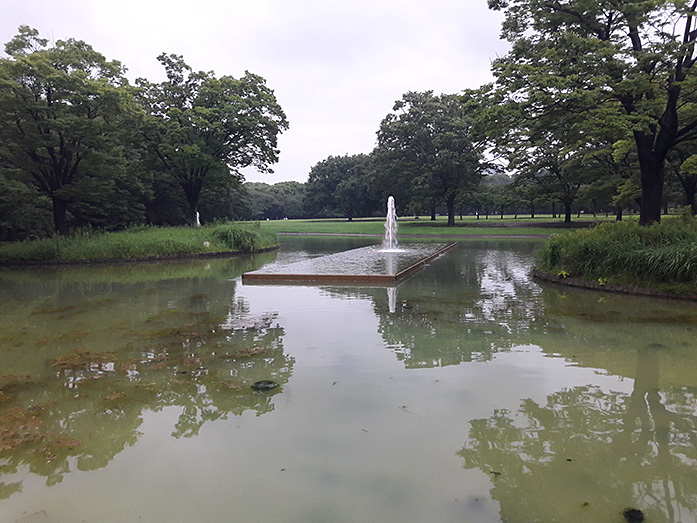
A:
[1,237,696,523]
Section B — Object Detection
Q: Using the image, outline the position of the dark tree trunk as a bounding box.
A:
[616,206,623,222]
[678,177,697,215]
[446,195,456,226]
[52,197,69,236]
[188,200,199,226]
[563,200,572,223]
[638,159,665,225]
[634,105,672,225]
[181,172,205,226]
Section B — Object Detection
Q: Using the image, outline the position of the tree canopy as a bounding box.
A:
[488,0,697,224]
[374,91,485,225]
[0,26,137,235]
[304,154,379,220]
[137,54,289,225]
[0,26,289,238]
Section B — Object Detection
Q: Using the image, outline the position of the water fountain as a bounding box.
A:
[242,197,456,285]
[382,196,399,251]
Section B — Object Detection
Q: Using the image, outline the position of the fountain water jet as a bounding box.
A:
[382,196,399,251]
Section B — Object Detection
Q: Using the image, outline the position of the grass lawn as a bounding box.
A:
[252,214,613,238]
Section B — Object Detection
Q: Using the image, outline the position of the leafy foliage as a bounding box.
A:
[0,26,138,235]
[137,54,289,225]
[242,181,307,220]
[0,170,52,241]
[488,0,697,225]
[304,154,379,220]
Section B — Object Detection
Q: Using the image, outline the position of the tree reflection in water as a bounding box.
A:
[459,328,697,522]
[370,244,543,368]
[328,241,697,521]
[2,238,697,522]
[0,256,292,498]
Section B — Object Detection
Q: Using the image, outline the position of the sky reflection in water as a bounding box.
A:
[0,237,696,523]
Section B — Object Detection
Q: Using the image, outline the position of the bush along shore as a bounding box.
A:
[0,223,278,265]
[534,214,697,299]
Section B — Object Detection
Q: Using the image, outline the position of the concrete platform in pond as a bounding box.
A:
[242,242,457,286]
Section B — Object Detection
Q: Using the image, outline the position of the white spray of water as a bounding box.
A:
[382,196,399,251]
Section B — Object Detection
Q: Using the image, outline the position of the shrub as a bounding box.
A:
[536,216,697,286]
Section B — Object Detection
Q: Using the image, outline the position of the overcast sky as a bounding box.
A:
[1,0,509,184]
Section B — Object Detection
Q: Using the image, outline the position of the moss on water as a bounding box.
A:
[49,350,117,371]
[0,406,81,458]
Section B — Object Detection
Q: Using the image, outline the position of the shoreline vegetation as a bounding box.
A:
[0,215,575,266]
[2,215,696,300]
[0,223,278,265]
[535,214,697,298]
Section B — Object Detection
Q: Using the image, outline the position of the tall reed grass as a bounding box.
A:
[0,223,277,264]
[536,215,697,289]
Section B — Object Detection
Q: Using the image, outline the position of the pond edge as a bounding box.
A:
[0,246,280,268]
[532,270,697,302]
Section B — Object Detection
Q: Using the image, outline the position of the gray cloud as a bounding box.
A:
[1,0,508,183]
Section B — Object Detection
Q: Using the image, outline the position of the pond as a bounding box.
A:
[1,236,696,523]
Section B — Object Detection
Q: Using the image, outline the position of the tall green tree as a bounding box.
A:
[0,26,136,235]
[137,54,288,225]
[304,154,378,220]
[489,0,697,224]
[374,91,484,226]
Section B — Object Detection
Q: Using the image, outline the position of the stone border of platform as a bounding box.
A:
[242,243,458,286]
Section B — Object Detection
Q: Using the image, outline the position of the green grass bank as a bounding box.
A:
[0,215,605,265]
[254,214,587,238]
[535,216,697,296]
[0,223,278,265]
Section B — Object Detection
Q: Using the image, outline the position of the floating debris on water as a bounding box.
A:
[251,380,279,391]
[623,508,644,522]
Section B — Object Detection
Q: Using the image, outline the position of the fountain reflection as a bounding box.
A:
[368,243,544,367]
